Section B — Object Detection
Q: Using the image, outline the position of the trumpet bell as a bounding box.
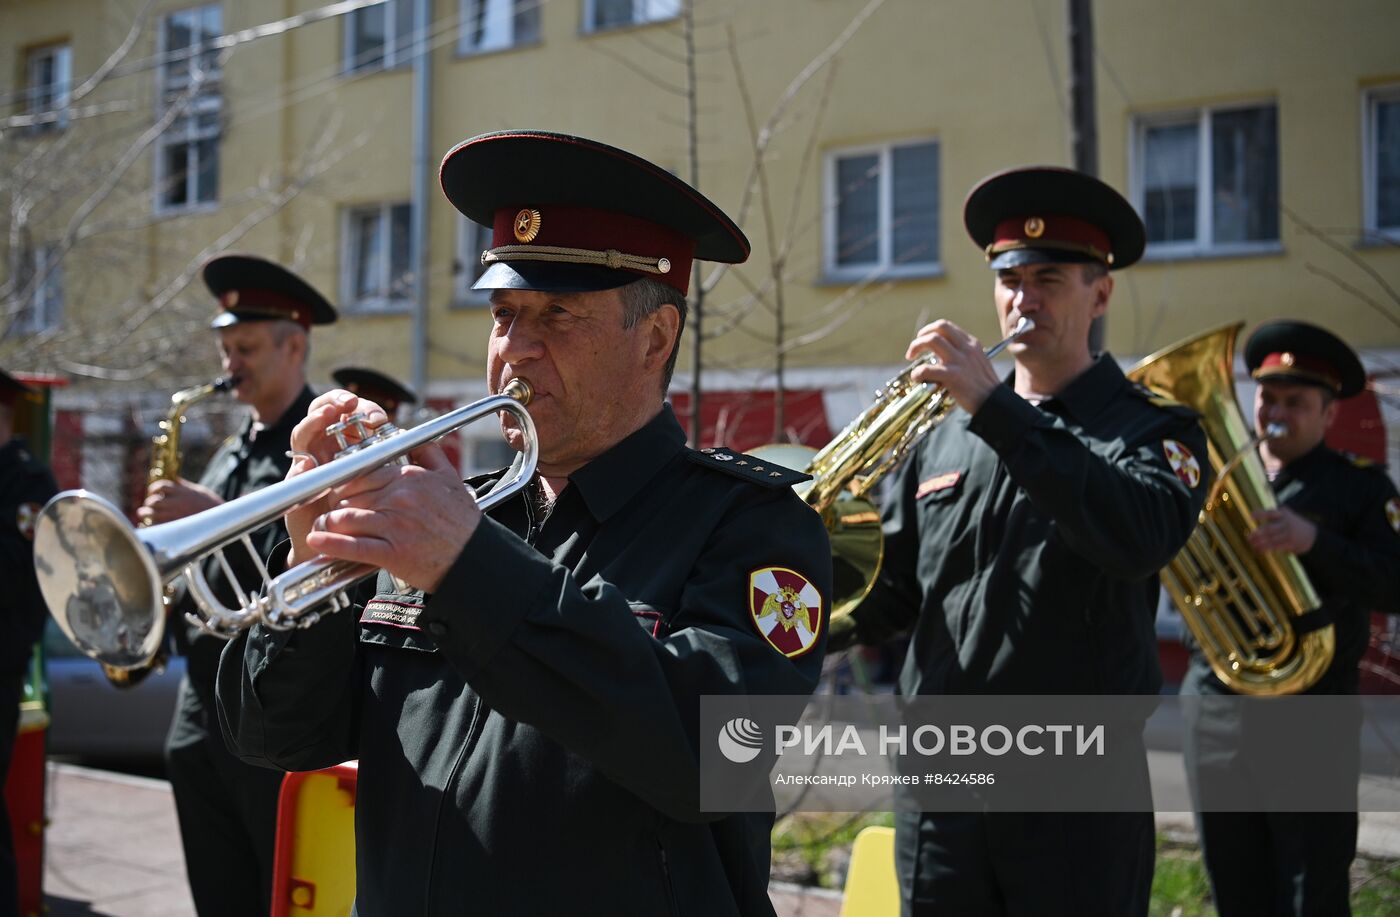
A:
[35,491,165,670]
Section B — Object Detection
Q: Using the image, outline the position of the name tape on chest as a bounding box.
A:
[750,566,822,658]
[916,471,962,499]
[361,597,426,631]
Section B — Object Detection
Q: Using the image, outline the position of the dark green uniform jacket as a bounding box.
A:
[217,405,832,916]
[1185,443,1400,695]
[1,438,58,674]
[176,386,315,692]
[839,355,1209,695]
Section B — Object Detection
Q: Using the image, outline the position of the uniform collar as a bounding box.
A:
[239,385,316,446]
[1032,353,1125,423]
[568,402,687,522]
[1277,440,1332,480]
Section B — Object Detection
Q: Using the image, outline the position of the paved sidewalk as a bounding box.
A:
[39,762,1400,916]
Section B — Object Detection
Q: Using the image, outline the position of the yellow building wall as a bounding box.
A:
[3,0,1398,393]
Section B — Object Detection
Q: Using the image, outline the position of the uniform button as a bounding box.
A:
[427,621,448,637]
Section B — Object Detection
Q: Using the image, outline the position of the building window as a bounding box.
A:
[156,5,222,212]
[455,216,492,302]
[343,203,414,310]
[26,43,72,133]
[1133,103,1279,257]
[459,0,540,54]
[1365,86,1400,240]
[13,244,63,335]
[345,0,417,73]
[583,0,679,32]
[823,139,941,279]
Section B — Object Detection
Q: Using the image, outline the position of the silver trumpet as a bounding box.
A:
[33,379,537,672]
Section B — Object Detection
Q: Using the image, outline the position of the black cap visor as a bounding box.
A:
[988,247,1101,270]
[473,261,641,294]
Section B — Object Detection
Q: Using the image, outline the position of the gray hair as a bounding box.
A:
[618,278,687,387]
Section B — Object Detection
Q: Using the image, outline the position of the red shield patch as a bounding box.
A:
[1162,439,1201,489]
[750,567,823,658]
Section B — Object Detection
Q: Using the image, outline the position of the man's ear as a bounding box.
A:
[644,304,681,372]
[1091,273,1114,319]
[1322,396,1340,432]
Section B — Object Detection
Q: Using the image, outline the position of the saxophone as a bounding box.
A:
[100,376,235,688]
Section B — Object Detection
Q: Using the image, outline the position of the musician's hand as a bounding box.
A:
[1248,507,1318,555]
[138,478,223,525]
[906,320,1002,415]
[284,389,390,567]
[304,441,479,593]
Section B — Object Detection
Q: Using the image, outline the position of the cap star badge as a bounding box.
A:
[750,567,823,658]
[1386,498,1400,535]
[1163,439,1201,489]
[17,501,40,540]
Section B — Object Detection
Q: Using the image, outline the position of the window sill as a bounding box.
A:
[1356,231,1400,250]
[340,61,412,81]
[453,38,542,61]
[816,264,946,287]
[153,200,220,218]
[579,16,680,38]
[345,301,413,316]
[1140,243,1283,265]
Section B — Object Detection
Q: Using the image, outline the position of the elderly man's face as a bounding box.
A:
[487,287,673,476]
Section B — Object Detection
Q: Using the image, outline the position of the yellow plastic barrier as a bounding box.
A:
[270,762,358,916]
[839,825,898,917]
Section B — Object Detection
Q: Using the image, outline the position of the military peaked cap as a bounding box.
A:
[331,367,418,415]
[965,166,1146,270]
[439,130,750,295]
[204,254,338,329]
[1245,320,1366,399]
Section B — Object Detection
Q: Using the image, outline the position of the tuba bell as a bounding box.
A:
[1127,323,1332,695]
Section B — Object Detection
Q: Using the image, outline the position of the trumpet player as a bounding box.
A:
[140,254,335,917]
[1185,321,1400,916]
[829,167,1210,916]
[216,132,831,914]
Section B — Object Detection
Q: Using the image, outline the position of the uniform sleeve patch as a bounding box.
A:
[689,447,811,488]
[1386,498,1400,535]
[16,502,40,540]
[749,566,823,658]
[1163,439,1201,489]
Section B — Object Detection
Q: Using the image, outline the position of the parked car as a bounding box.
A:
[42,617,182,760]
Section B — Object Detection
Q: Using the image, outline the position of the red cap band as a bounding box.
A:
[989,214,1114,263]
[1254,352,1342,391]
[490,205,696,293]
[218,289,314,328]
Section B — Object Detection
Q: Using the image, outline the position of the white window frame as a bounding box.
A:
[822,137,942,282]
[458,0,541,55]
[154,4,223,214]
[1130,100,1280,260]
[1363,85,1400,241]
[344,0,416,74]
[341,202,415,312]
[454,214,493,304]
[26,42,72,133]
[582,0,680,33]
[14,243,63,335]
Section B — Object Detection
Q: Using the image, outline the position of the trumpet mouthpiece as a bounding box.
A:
[1264,422,1288,439]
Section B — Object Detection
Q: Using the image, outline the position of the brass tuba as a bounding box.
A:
[100,376,236,688]
[1127,323,1332,695]
[756,317,1035,620]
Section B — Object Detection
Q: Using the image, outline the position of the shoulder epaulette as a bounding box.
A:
[1128,382,1198,417]
[1341,450,1384,471]
[687,446,810,488]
